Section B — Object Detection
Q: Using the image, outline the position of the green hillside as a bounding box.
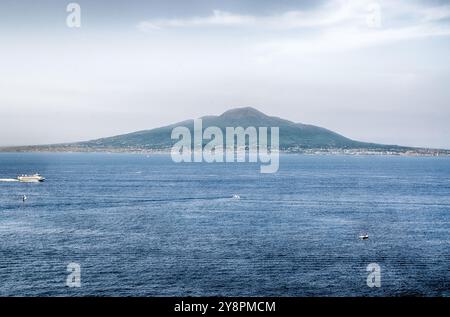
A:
[71,107,402,151]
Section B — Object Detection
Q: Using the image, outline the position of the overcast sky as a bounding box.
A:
[1,0,450,148]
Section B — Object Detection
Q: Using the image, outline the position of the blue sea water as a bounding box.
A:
[0,153,448,296]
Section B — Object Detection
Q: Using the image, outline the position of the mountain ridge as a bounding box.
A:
[73,106,394,150]
[1,106,448,155]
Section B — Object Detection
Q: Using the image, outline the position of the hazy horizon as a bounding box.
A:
[1,105,450,151]
[1,0,450,148]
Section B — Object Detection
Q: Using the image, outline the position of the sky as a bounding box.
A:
[1,0,450,148]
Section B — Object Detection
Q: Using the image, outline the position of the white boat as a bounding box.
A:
[359,234,369,240]
[17,174,45,183]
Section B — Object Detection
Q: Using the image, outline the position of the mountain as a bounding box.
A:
[74,106,380,150]
[1,106,445,154]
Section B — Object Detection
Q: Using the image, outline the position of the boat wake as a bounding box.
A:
[0,179,19,182]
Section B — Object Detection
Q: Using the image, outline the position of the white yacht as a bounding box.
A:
[17,174,45,182]
[359,234,369,240]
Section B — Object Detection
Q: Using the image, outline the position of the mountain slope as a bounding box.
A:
[70,107,399,150]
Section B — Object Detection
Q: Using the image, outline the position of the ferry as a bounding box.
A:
[17,174,45,183]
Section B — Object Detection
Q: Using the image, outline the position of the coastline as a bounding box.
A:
[0,147,448,157]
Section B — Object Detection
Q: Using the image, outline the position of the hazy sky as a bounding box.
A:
[1,0,450,148]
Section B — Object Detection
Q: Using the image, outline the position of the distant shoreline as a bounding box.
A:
[0,146,449,157]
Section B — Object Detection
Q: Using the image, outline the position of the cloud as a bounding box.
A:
[136,0,450,51]
[138,1,450,29]
[136,1,361,31]
[144,0,450,57]
[137,10,256,30]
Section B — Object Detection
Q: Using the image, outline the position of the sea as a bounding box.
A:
[0,153,448,296]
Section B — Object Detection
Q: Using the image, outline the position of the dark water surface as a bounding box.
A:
[0,153,448,296]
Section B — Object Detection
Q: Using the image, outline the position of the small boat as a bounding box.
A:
[17,174,45,183]
[232,194,240,199]
[359,234,369,240]
[22,195,27,202]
